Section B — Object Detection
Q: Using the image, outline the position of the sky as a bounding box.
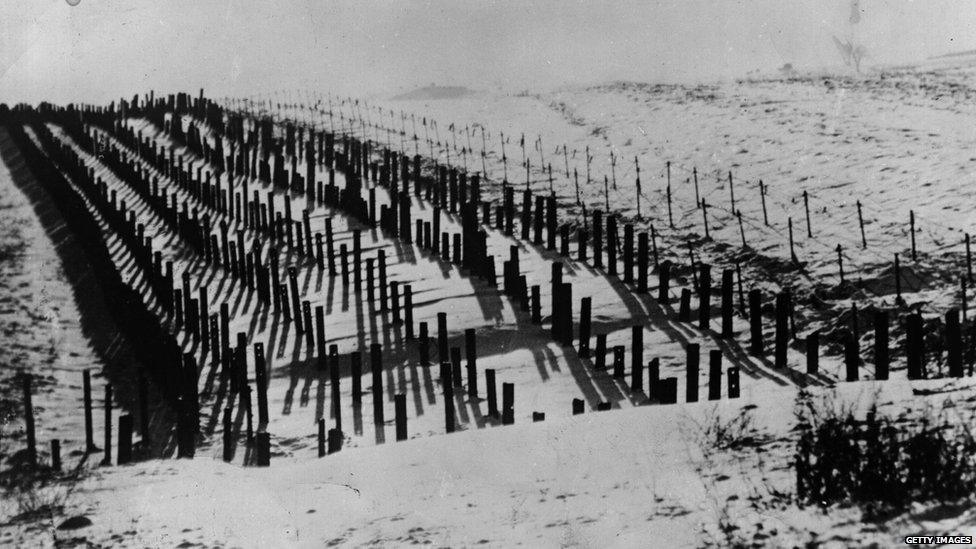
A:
[2,0,976,104]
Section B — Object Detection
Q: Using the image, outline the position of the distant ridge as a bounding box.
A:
[392,85,473,101]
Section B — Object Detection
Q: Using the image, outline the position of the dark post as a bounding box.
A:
[678,289,691,322]
[727,368,740,399]
[102,384,113,465]
[395,394,408,441]
[708,350,722,401]
[486,369,498,418]
[748,289,763,356]
[906,313,924,379]
[594,334,607,370]
[658,260,671,303]
[465,328,478,398]
[317,418,326,457]
[612,346,626,378]
[721,269,733,338]
[370,344,384,423]
[117,414,133,465]
[686,344,700,403]
[442,363,455,433]
[631,325,644,389]
[578,297,592,357]
[806,331,820,375]
[502,382,515,425]
[874,312,889,380]
[844,333,859,382]
[572,399,585,415]
[947,309,962,377]
[83,370,95,451]
[774,292,788,369]
[698,264,711,330]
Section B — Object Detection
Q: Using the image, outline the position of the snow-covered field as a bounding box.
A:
[4,53,976,547]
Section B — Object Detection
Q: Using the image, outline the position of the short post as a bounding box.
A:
[686,344,700,403]
[102,383,113,466]
[748,289,763,356]
[117,414,133,465]
[806,331,820,375]
[442,363,455,433]
[502,382,515,425]
[708,350,722,401]
[83,370,95,451]
[844,332,859,382]
[371,344,384,424]
[774,292,788,369]
[486,369,498,418]
[395,394,408,441]
[721,269,733,338]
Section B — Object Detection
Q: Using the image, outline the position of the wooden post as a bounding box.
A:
[593,210,603,269]
[437,312,448,362]
[788,217,798,263]
[612,345,625,378]
[802,190,812,237]
[442,363,455,433]
[806,331,820,375]
[947,309,962,377]
[857,200,866,248]
[874,311,889,380]
[223,407,234,462]
[317,418,326,457]
[844,332,859,382]
[775,292,788,369]
[370,344,384,423]
[578,297,592,357]
[727,368,740,399]
[631,326,644,391]
[708,350,722,401]
[607,214,618,276]
[759,180,769,226]
[102,384,113,465]
[720,269,733,338]
[83,370,95,451]
[404,285,414,339]
[51,440,61,471]
[328,428,342,454]
[698,264,711,330]
[749,289,763,356]
[395,394,408,441]
[593,333,608,370]
[254,343,269,424]
[658,260,671,303]
[502,382,514,425]
[637,232,648,293]
[465,328,478,398]
[686,344,700,403]
[623,223,634,283]
[486,369,498,418]
[678,289,691,322]
[967,234,973,282]
[531,285,541,324]
[910,210,917,261]
[117,414,133,465]
[419,322,430,365]
[572,399,585,415]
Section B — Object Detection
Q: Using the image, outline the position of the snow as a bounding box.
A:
[4,52,976,547]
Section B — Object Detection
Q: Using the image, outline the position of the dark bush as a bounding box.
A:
[795,400,976,518]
